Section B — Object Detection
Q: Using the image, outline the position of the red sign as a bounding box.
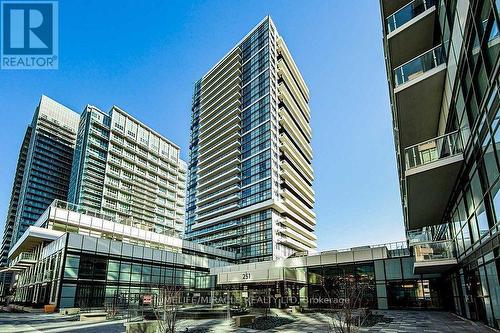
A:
[143,295,152,305]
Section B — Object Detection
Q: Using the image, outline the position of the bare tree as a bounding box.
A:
[105,292,119,319]
[322,277,372,333]
[153,285,184,333]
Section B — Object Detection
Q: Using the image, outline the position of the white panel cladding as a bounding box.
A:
[210,245,392,277]
[62,233,232,270]
[320,252,337,265]
[46,205,234,259]
[354,249,374,262]
[305,255,321,266]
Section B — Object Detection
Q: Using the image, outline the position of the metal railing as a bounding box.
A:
[414,240,455,262]
[10,252,37,268]
[405,131,463,170]
[372,241,410,257]
[319,241,409,257]
[387,0,435,32]
[394,44,445,86]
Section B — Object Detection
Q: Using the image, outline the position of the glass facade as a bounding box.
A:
[215,256,447,311]
[13,233,220,309]
[240,23,272,210]
[307,263,377,309]
[185,19,276,262]
[185,80,201,236]
[186,17,316,263]
[382,0,500,328]
[13,99,79,244]
[68,107,110,213]
[0,95,80,300]
[60,252,211,309]
[433,0,500,328]
[0,127,32,296]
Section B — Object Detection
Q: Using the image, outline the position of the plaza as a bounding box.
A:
[0,309,494,333]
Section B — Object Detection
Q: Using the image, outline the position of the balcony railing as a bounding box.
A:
[414,240,455,262]
[10,252,37,268]
[387,0,435,33]
[407,229,432,245]
[405,131,463,170]
[394,44,445,86]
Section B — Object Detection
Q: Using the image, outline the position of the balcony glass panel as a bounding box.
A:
[405,131,463,170]
[414,240,455,262]
[387,0,436,33]
[394,45,445,86]
[407,229,432,245]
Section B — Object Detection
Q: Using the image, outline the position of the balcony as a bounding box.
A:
[198,166,240,190]
[387,0,435,32]
[197,175,240,198]
[277,235,311,252]
[202,48,241,87]
[278,86,312,140]
[280,160,315,202]
[10,252,36,269]
[198,143,240,170]
[197,184,239,206]
[197,193,240,215]
[404,131,464,229]
[386,0,437,68]
[394,45,447,150]
[281,189,316,226]
[407,229,432,245]
[279,110,313,160]
[381,0,413,18]
[195,202,239,222]
[277,225,316,249]
[277,37,309,101]
[394,45,445,87]
[280,134,313,181]
[279,217,316,241]
[413,240,457,274]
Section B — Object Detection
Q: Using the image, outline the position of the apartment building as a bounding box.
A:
[0,128,32,296]
[68,105,187,237]
[185,16,317,262]
[0,96,79,296]
[380,0,499,328]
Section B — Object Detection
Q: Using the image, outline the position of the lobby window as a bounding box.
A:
[107,260,120,281]
[64,255,79,279]
[78,255,107,281]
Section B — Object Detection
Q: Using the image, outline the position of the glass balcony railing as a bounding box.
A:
[405,131,463,170]
[414,240,456,263]
[407,229,432,245]
[394,44,445,86]
[387,0,436,33]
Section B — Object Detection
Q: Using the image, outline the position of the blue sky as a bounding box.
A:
[0,0,405,250]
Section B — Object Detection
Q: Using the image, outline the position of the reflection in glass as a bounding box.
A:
[394,45,445,86]
[387,0,436,32]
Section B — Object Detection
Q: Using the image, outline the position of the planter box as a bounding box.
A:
[124,321,158,333]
